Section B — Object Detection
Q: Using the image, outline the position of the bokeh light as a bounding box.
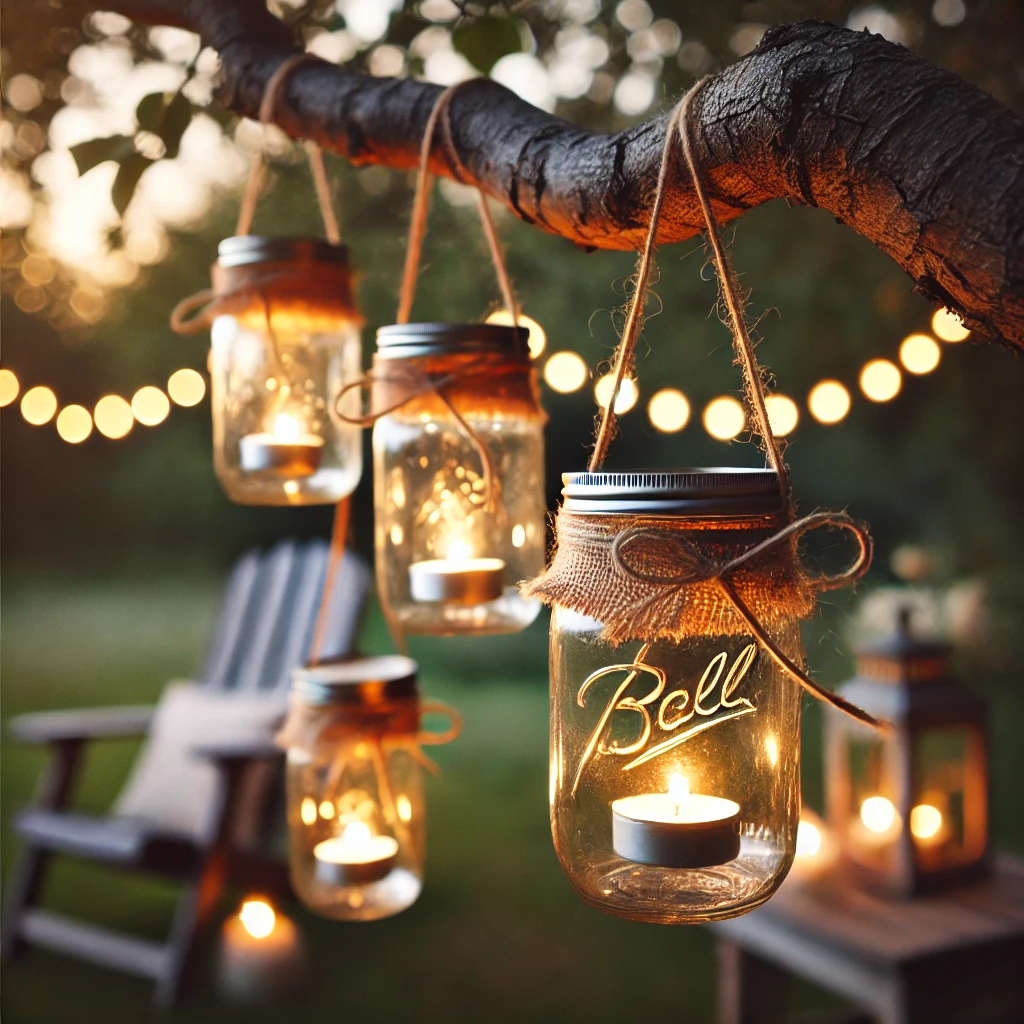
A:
[860,359,902,402]
[594,373,638,413]
[910,803,943,840]
[20,386,58,425]
[543,351,588,393]
[860,795,898,834]
[764,394,799,436]
[94,395,134,439]
[484,310,547,358]
[703,396,745,441]
[167,368,207,406]
[931,307,970,342]
[0,368,20,407]
[56,404,93,443]
[239,899,276,940]
[131,385,171,426]
[899,333,941,375]
[647,388,690,432]
[795,819,823,858]
[808,380,851,424]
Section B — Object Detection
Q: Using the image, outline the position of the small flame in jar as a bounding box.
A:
[273,413,301,443]
[668,774,690,815]
[447,539,471,562]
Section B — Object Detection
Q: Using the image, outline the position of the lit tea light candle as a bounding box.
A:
[239,413,323,477]
[313,820,399,887]
[612,774,741,869]
[218,898,306,1002]
[408,539,505,605]
[787,809,838,884]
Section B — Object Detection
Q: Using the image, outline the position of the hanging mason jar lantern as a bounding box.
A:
[825,607,989,897]
[282,656,458,921]
[367,322,546,636]
[525,468,819,924]
[179,236,364,506]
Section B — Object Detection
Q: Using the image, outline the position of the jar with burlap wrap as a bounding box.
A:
[370,322,546,636]
[527,469,809,924]
[201,237,364,506]
[282,656,459,922]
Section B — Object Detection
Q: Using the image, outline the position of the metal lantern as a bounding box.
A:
[825,608,990,897]
[371,322,546,636]
[284,657,430,922]
[538,469,806,924]
[208,236,364,505]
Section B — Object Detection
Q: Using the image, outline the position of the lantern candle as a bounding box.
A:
[612,775,741,869]
[313,820,400,887]
[408,540,505,605]
[217,899,306,1002]
[239,413,324,478]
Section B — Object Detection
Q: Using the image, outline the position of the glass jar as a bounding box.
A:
[543,469,805,923]
[209,236,364,505]
[285,657,429,922]
[371,323,546,636]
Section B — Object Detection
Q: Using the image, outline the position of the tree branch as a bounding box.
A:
[109,2,1024,350]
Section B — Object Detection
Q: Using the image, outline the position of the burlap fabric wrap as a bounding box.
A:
[524,510,818,646]
[170,255,361,336]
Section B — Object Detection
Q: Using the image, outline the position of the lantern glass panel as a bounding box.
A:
[372,324,546,636]
[912,724,987,870]
[285,660,425,922]
[843,729,901,872]
[209,238,364,506]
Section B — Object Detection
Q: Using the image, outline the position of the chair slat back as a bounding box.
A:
[198,539,370,693]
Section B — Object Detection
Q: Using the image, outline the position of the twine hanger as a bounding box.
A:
[531,78,884,731]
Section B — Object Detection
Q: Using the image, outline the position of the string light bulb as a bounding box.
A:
[647,388,690,433]
[808,380,851,425]
[20,386,57,425]
[594,373,638,413]
[543,351,588,393]
[484,309,547,358]
[167,368,206,406]
[131,386,171,426]
[899,334,941,375]
[860,359,902,402]
[0,369,20,407]
[931,307,970,342]
[764,394,799,436]
[56,404,93,443]
[94,395,134,439]
[702,396,745,440]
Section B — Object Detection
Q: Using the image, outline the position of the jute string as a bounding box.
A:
[528,78,883,730]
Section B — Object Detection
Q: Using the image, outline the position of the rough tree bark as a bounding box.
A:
[110,0,1024,350]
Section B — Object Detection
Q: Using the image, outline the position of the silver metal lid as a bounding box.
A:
[217,236,349,268]
[375,322,529,359]
[561,468,784,515]
[290,655,418,705]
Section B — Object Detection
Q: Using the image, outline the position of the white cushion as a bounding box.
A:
[114,682,286,841]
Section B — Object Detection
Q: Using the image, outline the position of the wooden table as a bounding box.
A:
[710,856,1024,1024]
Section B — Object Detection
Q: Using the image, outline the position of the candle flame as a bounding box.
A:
[796,820,823,858]
[668,774,690,809]
[273,413,301,443]
[447,539,471,562]
[341,820,373,849]
[909,803,943,840]
[860,795,897,834]
[239,899,276,939]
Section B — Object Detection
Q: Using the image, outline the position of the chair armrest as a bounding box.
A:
[189,738,283,765]
[9,705,155,744]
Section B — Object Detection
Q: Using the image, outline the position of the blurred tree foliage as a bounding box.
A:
[2,0,1024,668]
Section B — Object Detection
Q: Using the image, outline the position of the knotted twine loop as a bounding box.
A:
[169,53,343,335]
[526,78,883,731]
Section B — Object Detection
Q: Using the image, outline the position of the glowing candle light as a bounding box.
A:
[239,412,324,477]
[313,820,400,887]
[611,773,741,869]
[408,537,506,605]
[218,898,306,1002]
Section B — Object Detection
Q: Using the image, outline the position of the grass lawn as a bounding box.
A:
[3,568,1020,1022]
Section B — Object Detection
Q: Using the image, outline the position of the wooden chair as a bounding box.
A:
[1,538,371,1007]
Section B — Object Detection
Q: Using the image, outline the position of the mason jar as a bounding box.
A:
[284,657,429,922]
[371,322,546,636]
[208,236,363,505]
[541,469,805,924]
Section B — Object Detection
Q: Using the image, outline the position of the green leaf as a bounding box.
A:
[453,15,524,74]
[111,152,154,216]
[68,135,136,176]
[135,90,193,159]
